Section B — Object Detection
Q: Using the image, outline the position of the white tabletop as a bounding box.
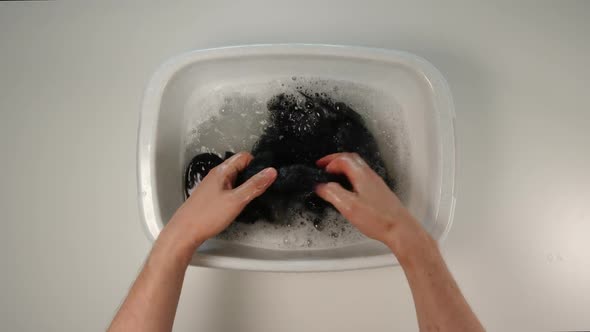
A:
[1,2,589,331]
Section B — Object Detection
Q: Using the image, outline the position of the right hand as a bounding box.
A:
[315,152,425,248]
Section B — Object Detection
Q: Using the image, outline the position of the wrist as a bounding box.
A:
[154,220,204,267]
[149,236,195,271]
[383,213,438,266]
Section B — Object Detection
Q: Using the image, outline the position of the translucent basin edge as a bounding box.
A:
[136,44,456,271]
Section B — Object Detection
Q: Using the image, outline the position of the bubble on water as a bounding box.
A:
[313,220,325,231]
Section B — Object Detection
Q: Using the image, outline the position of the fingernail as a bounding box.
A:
[227,152,243,162]
[352,154,366,167]
[258,167,276,180]
[253,168,275,188]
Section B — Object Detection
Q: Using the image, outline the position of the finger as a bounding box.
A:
[214,152,254,185]
[323,154,369,188]
[316,152,347,167]
[315,182,359,219]
[232,167,277,206]
[318,152,369,169]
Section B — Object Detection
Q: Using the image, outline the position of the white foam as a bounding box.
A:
[183,77,410,250]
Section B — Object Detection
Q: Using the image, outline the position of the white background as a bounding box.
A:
[1,2,589,331]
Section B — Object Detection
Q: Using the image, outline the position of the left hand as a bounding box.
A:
[158,152,277,254]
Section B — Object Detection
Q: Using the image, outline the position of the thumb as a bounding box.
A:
[231,167,277,206]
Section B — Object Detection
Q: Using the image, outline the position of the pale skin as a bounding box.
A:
[108,152,484,332]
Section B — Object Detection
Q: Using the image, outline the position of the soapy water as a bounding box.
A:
[183,77,410,250]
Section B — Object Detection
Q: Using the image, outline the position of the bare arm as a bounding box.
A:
[388,216,483,332]
[316,152,484,332]
[108,153,277,332]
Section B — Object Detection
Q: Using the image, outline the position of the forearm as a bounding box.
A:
[108,152,276,331]
[108,220,199,332]
[386,216,484,332]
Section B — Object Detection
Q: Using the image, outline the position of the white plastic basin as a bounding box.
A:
[137,44,455,272]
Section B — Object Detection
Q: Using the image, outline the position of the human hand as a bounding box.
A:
[161,152,277,252]
[315,152,428,253]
